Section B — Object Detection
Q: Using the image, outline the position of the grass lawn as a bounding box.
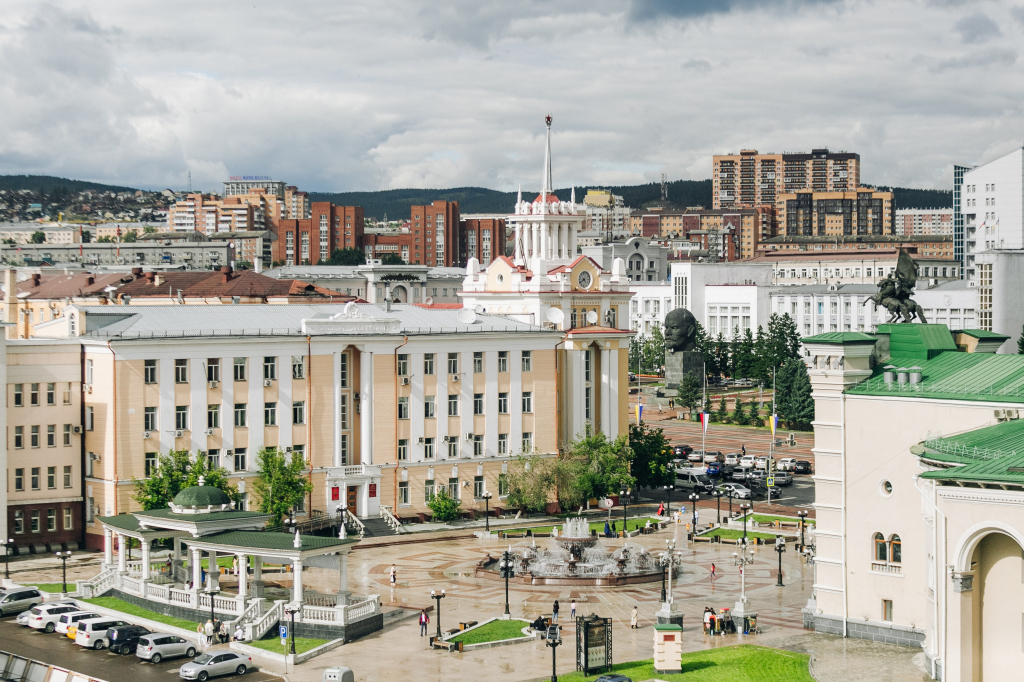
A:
[500,518,657,536]
[449,619,529,644]
[750,514,815,527]
[27,583,73,593]
[700,528,780,542]
[248,637,330,655]
[557,645,812,682]
[82,597,200,631]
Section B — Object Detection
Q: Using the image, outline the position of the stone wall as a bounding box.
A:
[812,614,925,648]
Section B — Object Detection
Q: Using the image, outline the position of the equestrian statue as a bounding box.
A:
[862,250,928,324]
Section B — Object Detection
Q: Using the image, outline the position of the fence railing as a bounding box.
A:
[248,600,284,641]
[302,605,338,623]
[922,438,1011,462]
[850,376,1024,400]
[343,509,366,538]
[380,505,403,531]
[76,568,117,599]
[343,596,379,623]
[871,562,902,574]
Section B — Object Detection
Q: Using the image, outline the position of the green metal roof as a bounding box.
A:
[172,485,232,508]
[135,508,272,523]
[653,623,682,631]
[954,329,1011,340]
[99,514,142,532]
[801,332,877,344]
[919,419,1024,461]
[920,453,1024,484]
[847,351,1024,404]
[877,324,957,363]
[190,530,358,552]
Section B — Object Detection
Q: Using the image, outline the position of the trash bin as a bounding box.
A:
[323,668,354,682]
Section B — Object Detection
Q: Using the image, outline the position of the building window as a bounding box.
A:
[14,510,23,534]
[424,353,435,375]
[46,509,56,532]
[14,426,23,449]
[31,467,40,490]
[86,406,94,431]
[474,475,484,498]
[874,532,887,562]
[522,351,532,372]
[882,600,893,622]
[47,466,56,489]
[397,354,409,376]
[234,357,247,382]
[234,403,247,427]
[144,360,157,384]
[498,351,508,373]
[522,432,533,453]
[340,435,348,464]
[144,407,157,432]
[424,437,435,459]
[474,393,484,415]
[46,424,55,447]
[448,440,459,459]
[13,384,22,407]
[62,382,72,404]
[398,439,409,461]
[293,401,305,424]
[175,406,189,430]
[207,359,221,383]
[207,404,220,429]
[340,395,349,429]
[30,383,39,406]
[424,395,435,419]
[448,477,459,499]
[448,394,459,416]
[292,355,305,380]
[175,359,188,383]
[47,382,56,406]
[340,353,348,387]
[473,352,483,373]
[498,392,509,414]
[447,352,459,375]
[30,511,40,533]
[498,433,508,455]
[14,468,23,491]
[473,435,484,456]
[85,360,93,385]
[398,397,409,420]
[424,479,435,501]
[63,465,72,488]
[398,481,410,505]
[31,425,40,448]
[234,448,247,471]
[264,402,277,426]
[145,452,157,477]
[522,392,533,413]
[498,473,509,496]
[63,423,72,446]
[63,507,73,530]
[889,535,902,563]
[263,357,277,381]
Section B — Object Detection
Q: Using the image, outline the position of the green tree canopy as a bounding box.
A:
[505,455,557,512]
[380,253,405,265]
[30,231,45,243]
[629,422,672,490]
[123,231,138,243]
[327,248,365,265]
[677,371,702,416]
[250,447,314,526]
[775,358,815,429]
[132,449,240,511]
[427,488,462,522]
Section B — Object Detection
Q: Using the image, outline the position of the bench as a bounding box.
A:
[458,621,478,630]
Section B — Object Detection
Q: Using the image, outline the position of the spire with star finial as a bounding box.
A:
[541,115,553,197]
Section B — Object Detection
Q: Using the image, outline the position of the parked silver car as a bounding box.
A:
[136,634,198,663]
[716,482,752,499]
[26,603,81,632]
[56,611,101,635]
[178,651,252,680]
[0,588,43,616]
[74,617,130,649]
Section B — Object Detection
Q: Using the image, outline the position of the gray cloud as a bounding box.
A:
[1011,6,1024,23]
[626,0,841,22]
[930,48,1017,72]
[681,59,712,72]
[954,12,1002,43]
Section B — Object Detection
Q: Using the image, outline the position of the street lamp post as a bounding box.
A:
[774,535,786,587]
[482,491,492,532]
[206,587,220,640]
[546,624,562,682]
[688,493,699,536]
[797,511,808,552]
[2,539,13,580]
[283,603,298,654]
[727,490,734,518]
[55,550,72,594]
[740,503,751,546]
[430,589,446,642]
[713,490,723,526]
[620,486,628,535]
[499,550,513,616]
[732,547,755,616]
[665,484,674,519]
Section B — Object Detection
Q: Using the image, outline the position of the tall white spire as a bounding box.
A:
[517,184,522,206]
[541,115,553,196]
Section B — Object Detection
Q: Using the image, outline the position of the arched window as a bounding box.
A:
[874,533,887,562]
[570,308,577,329]
[889,535,902,563]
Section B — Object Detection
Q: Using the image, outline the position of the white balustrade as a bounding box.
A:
[249,601,284,641]
[121,577,142,596]
[147,584,169,600]
[301,605,337,623]
[169,588,193,606]
[342,596,379,623]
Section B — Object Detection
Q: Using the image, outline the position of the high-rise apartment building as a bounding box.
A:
[275,203,365,266]
[410,201,460,268]
[953,164,971,279]
[894,208,953,236]
[959,147,1024,282]
[713,148,860,209]
[777,188,893,237]
[460,215,504,268]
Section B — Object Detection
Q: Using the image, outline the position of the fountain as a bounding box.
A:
[476,517,671,586]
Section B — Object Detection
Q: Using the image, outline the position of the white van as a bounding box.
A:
[739,455,756,469]
[676,468,715,493]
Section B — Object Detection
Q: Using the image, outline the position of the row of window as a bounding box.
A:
[396,474,510,505]
[12,383,74,407]
[13,466,74,491]
[143,401,307,431]
[136,356,308,385]
[396,433,533,460]
[12,424,75,449]
[398,351,531,377]
[12,507,74,534]
[398,392,532,419]
[143,445,307,477]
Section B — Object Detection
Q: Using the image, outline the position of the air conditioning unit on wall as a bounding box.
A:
[263,379,273,387]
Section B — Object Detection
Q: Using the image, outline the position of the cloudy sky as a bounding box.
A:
[1,1,1022,193]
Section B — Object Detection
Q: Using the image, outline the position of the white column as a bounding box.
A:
[608,347,619,437]
[532,225,540,264]
[236,553,247,602]
[209,550,219,589]
[141,538,151,580]
[116,533,127,573]
[559,225,567,259]
[333,352,343,468]
[338,553,349,605]
[600,348,612,438]
[360,350,373,465]
[191,547,202,588]
[514,224,522,262]
[173,537,181,561]
[292,558,303,603]
[103,528,113,566]
[540,222,548,262]
[570,225,578,256]
[253,556,263,582]
[571,349,585,439]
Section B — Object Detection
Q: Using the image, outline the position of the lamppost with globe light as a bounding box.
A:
[619,485,629,535]
[711,489,723,526]
[283,602,299,654]
[774,535,786,587]
[55,550,72,594]
[498,549,513,615]
[740,503,751,545]
[688,492,699,536]
[732,545,755,619]
[430,589,446,642]
[797,510,809,552]
[482,491,492,532]
[546,622,562,682]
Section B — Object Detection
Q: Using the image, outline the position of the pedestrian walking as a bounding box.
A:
[196,623,205,649]
[419,609,429,636]
[570,600,577,620]
[710,563,716,580]
[741,445,746,456]
[389,564,397,587]
[656,502,665,517]
[204,619,214,647]
[552,600,559,623]
[630,606,639,629]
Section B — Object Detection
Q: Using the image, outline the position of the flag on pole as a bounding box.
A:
[700,411,710,434]
[635,404,643,423]
[769,413,778,436]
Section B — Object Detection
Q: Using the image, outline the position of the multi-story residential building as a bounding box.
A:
[894,208,953,236]
[582,237,669,282]
[583,190,631,240]
[0,223,82,245]
[460,215,505,268]
[1,239,236,270]
[668,261,773,331]
[91,222,166,241]
[30,303,585,548]
[169,186,310,237]
[664,207,776,260]
[267,264,465,305]
[757,234,954,260]
[777,188,894,237]
[713,148,860,209]
[5,341,84,553]
[959,146,1024,281]
[756,250,958,286]
[410,201,460,268]
[953,164,972,278]
[275,203,365,266]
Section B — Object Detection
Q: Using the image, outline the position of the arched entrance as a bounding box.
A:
[390,284,408,302]
[964,531,1024,680]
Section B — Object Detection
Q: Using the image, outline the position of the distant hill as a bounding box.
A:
[0,174,140,195]
[875,187,953,211]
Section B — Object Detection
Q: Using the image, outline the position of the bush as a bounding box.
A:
[427,488,462,522]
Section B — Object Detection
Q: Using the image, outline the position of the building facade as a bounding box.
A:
[959,146,1024,281]
[713,148,860,210]
[0,241,236,270]
[274,203,365,266]
[459,215,505,268]
[894,209,953,236]
[778,188,894,237]
[582,237,670,282]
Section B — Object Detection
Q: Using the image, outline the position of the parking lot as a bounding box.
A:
[1,616,278,682]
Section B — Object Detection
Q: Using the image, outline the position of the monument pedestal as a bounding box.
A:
[665,350,705,390]
[656,600,684,628]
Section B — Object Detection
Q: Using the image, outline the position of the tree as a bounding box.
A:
[731,398,748,426]
[327,248,365,266]
[734,328,756,379]
[1018,322,1024,354]
[629,422,672,490]
[123,231,138,243]
[748,399,763,427]
[380,253,405,265]
[81,229,92,243]
[427,488,462,522]
[143,226,156,234]
[132,449,240,511]
[628,336,642,374]
[505,455,556,512]
[250,447,314,526]
[713,395,728,423]
[677,371,702,417]
[30,231,45,244]
[775,358,815,429]
[695,322,715,375]
[96,236,113,243]
[713,333,730,378]
[555,429,634,509]
[646,325,666,374]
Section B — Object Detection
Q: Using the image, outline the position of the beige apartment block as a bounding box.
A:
[5,341,83,553]
[777,188,893,237]
[713,148,860,210]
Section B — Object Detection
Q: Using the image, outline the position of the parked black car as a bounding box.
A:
[673,444,693,456]
[107,624,152,655]
[793,460,813,474]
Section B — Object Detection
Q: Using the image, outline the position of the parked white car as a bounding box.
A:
[74,617,130,649]
[687,450,705,463]
[754,456,769,470]
[777,458,798,471]
[56,611,102,635]
[26,604,81,633]
[724,453,741,466]
[739,455,756,469]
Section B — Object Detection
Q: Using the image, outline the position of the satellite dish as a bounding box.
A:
[424,296,433,305]
[586,310,599,325]
[474,305,485,314]
[457,309,477,325]
[546,308,564,324]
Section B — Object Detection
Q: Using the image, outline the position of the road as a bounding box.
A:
[1,617,278,682]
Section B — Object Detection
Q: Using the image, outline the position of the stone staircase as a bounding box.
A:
[360,517,399,538]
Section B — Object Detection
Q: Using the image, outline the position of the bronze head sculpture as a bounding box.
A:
[664,308,698,353]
